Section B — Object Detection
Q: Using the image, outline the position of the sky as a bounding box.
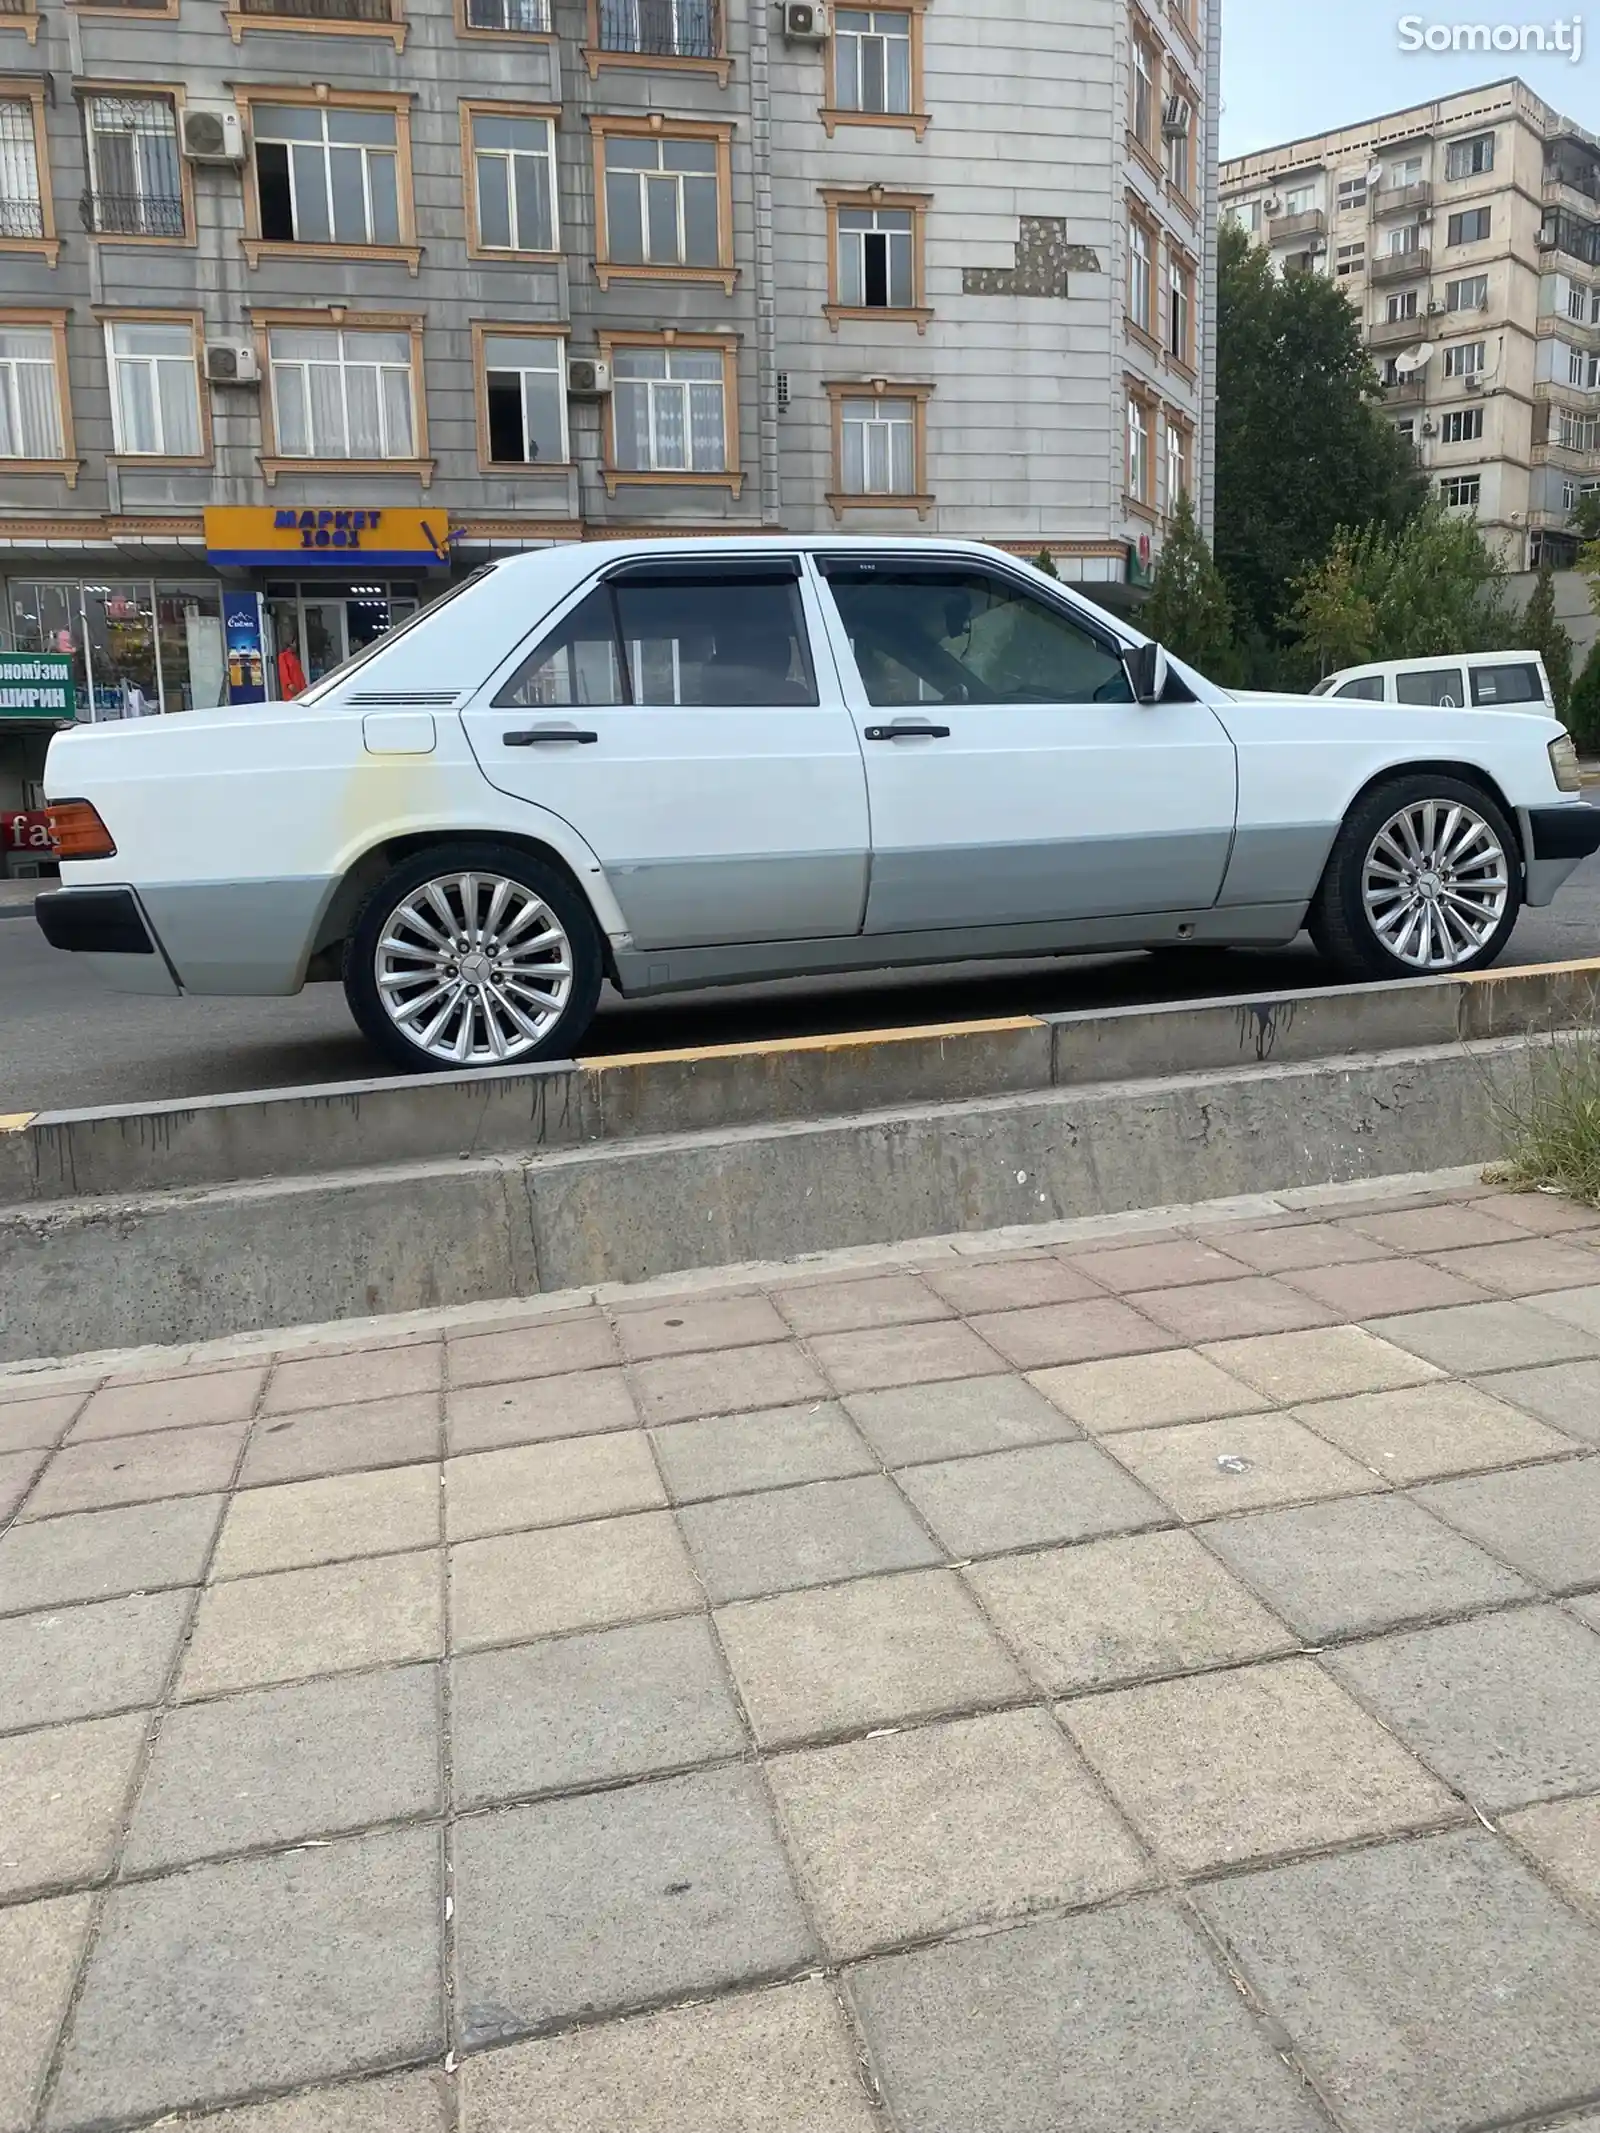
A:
[1220,0,1599,158]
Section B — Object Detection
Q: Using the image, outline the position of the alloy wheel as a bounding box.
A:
[1360,798,1511,971]
[373,870,574,1065]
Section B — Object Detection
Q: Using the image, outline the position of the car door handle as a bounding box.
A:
[864,721,952,741]
[503,727,600,746]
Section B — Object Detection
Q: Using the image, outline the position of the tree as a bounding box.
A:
[1214,220,1426,654]
[1570,640,1600,750]
[1138,490,1237,679]
[1521,561,1574,717]
[1032,549,1060,579]
[1279,534,1375,681]
[1282,500,1517,678]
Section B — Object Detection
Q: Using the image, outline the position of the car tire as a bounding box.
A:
[344,841,604,1073]
[1308,773,1523,981]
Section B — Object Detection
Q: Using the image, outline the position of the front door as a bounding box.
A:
[462,556,871,951]
[812,555,1238,935]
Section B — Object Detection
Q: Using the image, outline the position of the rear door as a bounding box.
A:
[811,554,1238,935]
[461,556,870,951]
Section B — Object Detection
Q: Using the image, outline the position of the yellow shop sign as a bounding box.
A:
[204,507,453,568]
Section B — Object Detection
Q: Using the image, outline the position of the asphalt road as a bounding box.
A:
[4,845,1600,1113]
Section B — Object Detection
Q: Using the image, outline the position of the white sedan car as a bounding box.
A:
[36,537,1600,1074]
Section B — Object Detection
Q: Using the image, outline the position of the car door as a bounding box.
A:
[810,554,1238,935]
[461,556,870,951]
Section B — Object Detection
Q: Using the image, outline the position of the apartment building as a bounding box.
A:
[0,0,1217,798]
[1220,79,1600,573]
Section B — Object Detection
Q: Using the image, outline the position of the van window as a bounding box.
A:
[1394,666,1466,707]
[1332,676,1386,700]
[1470,661,1545,707]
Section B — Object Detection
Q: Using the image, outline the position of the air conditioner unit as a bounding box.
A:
[1308,235,1328,255]
[1262,194,1283,215]
[1417,208,1433,224]
[566,356,612,398]
[1465,374,1485,392]
[1427,299,1446,314]
[1162,94,1193,139]
[782,0,830,40]
[204,343,260,386]
[181,106,245,164]
[1421,418,1439,435]
[1538,227,1559,248]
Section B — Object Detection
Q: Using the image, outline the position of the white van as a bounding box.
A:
[1312,650,1554,713]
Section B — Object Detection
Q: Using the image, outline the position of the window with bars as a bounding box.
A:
[598,0,719,57]
[836,205,915,309]
[839,395,915,495]
[253,105,400,247]
[611,346,727,472]
[82,96,183,238]
[0,325,64,459]
[602,135,719,267]
[107,320,202,456]
[465,0,550,24]
[833,9,913,115]
[480,333,566,464]
[471,114,556,253]
[0,101,43,241]
[268,326,416,459]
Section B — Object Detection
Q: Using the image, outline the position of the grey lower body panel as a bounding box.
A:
[1219,823,1341,909]
[1524,853,1585,908]
[863,832,1234,933]
[611,902,1310,999]
[611,852,869,951]
[137,878,338,996]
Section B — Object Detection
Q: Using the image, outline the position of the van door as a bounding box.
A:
[460,557,871,950]
[1394,665,1467,707]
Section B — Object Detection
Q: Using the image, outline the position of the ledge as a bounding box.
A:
[243,238,423,276]
[581,43,731,83]
[601,467,744,498]
[593,261,738,293]
[0,236,60,264]
[0,457,82,487]
[819,107,931,142]
[825,303,934,335]
[258,454,436,487]
[223,7,407,43]
[826,490,934,519]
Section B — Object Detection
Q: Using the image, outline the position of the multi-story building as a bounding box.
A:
[0,0,1217,807]
[1221,79,1600,575]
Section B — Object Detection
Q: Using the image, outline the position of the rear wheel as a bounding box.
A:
[344,842,603,1072]
[1309,774,1522,980]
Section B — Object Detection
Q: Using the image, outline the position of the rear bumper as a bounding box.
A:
[35,887,181,996]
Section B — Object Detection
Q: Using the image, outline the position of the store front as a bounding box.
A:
[263,582,421,693]
[6,580,226,721]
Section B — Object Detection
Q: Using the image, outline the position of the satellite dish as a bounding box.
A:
[1393,343,1436,375]
[1366,161,1384,185]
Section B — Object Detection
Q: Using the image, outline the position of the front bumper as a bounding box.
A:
[35,888,180,996]
[1528,803,1600,862]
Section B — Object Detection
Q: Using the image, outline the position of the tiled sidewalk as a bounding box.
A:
[6,1182,1600,2133]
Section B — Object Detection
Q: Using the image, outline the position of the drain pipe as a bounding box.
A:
[747,1,782,524]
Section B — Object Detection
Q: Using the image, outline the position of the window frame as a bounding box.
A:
[456,0,554,38]
[253,305,433,486]
[1125,380,1158,518]
[820,2,930,141]
[1128,14,1161,173]
[1439,472,1482,509]
[582,0,731,83]
[1446,205,1491,247]
[1166,240,1196,372]
[471,320,570,473]
[222,0,406,49]
[1126,205,1156,344]
[1447,273,1488,311]
[1163,406,1192,515]
[461,101,560,262]
[598,328,741,496]
[0,79,56,261]
[0,306,77,483]
[1163,65,1198,207]
[236,86,419,274]
[822,186,931,331]
[825,380,932,516]
[1445,130,1495,181]
[589,114,736,292]
[77,84,195,247]
[1443,338,1486,378]
[98,307,210,465]
[1440,407,1484,444]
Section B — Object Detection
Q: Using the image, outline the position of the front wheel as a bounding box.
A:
[1309,775,1522,981]
[344,842,604,1072]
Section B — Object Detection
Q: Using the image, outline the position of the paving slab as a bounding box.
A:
[845,1897,1328,2133]
[0,1893,93,2133]
[446,1368,638,1454]
[449,1511,700,1650]
[0,1589,191,1733]
[1028,1348,1265,1434]
[1527,1282,1600,1335]
[921,1255,1101,1315]
[48,1828,443,2132]
[651,1401,874,1501]
[448,1314,618,1389]
[716,1568,1027,1749]
[210,1464,440,1579]
[1343,1203,1526,1251]
[1201,1327,1440,1403]
[966,1528,1298,1694]
[241,1393,441,1488]
[0,1448,45,1520]
[966,1299,1174,1371]
[451,1616,745,1808]
[1278,1257,1489,1318]
[1469,1190,1600,1235]
[1108,1411,1379,1519]
[1062,1237,1251,1293]
[264,1343,443,1415]
[0,1391,87,1454]
[70,1368,264,1443]
[0,1711,148,1901]
[843,1375,1075,1464]
[1131,1276,1339,1343]
[812,1320,1004,1394]
[1481,1359,1600,1444]
[1367,1301,1600,1375]
[124,1664,440,1872]
[612,1294,791,1361]
[1062,1657,1460,1872]
[1205,1221,1395,1272]
[766,1708,1150,1958]
[896,1439,1168,1556]
[773,1273,952,1336]
[458,1980,880,2133]
[1202,1494,1535,1642]
[1430,1239,1600,1297]
[1502,1792,1600,1917]
[1415,1456,1600,1591]
[451,1767,815,2043]
[632,1342,828,1425]
[179,2070,450,2133]
[21,1419,248,1520]
[678,1474,940,1602]
[1198,1829,1600,2133]
[0,1495,222,1615]
[180,1549,443,1697]
[1292,1381,1577,1483]
[1327,1606,1600,1811]
[443,1431,664,1543]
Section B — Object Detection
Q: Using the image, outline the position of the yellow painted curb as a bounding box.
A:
[0,1114,38,1133]
[581,1014,1046,1073]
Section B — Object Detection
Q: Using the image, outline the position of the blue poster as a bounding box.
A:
[223,592,267,705]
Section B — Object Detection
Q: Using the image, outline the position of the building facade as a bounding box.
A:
[1220,78,1600,574]
[0,0,1217,809]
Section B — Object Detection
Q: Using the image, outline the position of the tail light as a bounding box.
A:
[47,799,117,861]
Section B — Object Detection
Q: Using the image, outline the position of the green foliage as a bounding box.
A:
[1521,562,1573,717]
[1569,639,1600,749]
[1214,221,1426,655]
[1572,490,1600,544]
[1494,1029,1600,1209]
[1138,490,1237,680]
[1032,549,1060,579]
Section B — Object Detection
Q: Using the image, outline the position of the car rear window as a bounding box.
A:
[1394,667,1466,707]
[1470,662,1545,707]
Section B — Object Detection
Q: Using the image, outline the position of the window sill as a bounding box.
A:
[1125,318,1162,358]
[108,452,213,467]
[825,303,934,334]
[1126,132,1164,183]
[826,490,934,519]
[819,107,931,142]
[601,467,744,498]
[0,8,40,37]
[223,7,406,43]
[259,455,437,487]
[66,1,178,13]
[1165,181,1199,224]
[593,261,738,293]
[0,457,82,487]
[1124,495,1158,525]
[243,239,423,276]
[1167,351,1198,385]
[0,236,60,264]
[582,44,732,84]
[479,457,575,476]
[467,246,562,267]
[88,227,195,249]
[1169,5,1201,55]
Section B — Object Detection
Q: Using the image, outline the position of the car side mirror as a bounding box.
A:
[1124,640,1170,705]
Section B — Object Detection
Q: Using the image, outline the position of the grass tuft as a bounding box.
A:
[1491,1024,1600,1208]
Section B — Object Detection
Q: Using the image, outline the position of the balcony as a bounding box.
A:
[228,0,405,41]
[594,0,724,61]
[1372,246,1430,284]
[1381,375,1426,402]
[1266,206,1325,245]
[0,197,45,239]
[0,0,38,32]
[464,0,549,25]
[80,190,185,238]
[1372,180,1432,218]
[1369,313,1428,348]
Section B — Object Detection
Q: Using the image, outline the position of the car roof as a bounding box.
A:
[1327,649,1544,681]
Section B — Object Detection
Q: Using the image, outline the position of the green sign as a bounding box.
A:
[0,652,76,722]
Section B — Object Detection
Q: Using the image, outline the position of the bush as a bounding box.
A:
[1569,641,1600,751]
[1493,1027,1600,1208]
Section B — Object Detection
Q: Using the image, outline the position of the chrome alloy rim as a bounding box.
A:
[1361,799,1510,970]
[374,872,574,1064]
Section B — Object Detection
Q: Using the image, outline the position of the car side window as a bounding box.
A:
[1471,662,1544,706]
[820,562,1133,709]
[1333,677,1386,700]
[495,570,819,710]
[1394,666,1466,707]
